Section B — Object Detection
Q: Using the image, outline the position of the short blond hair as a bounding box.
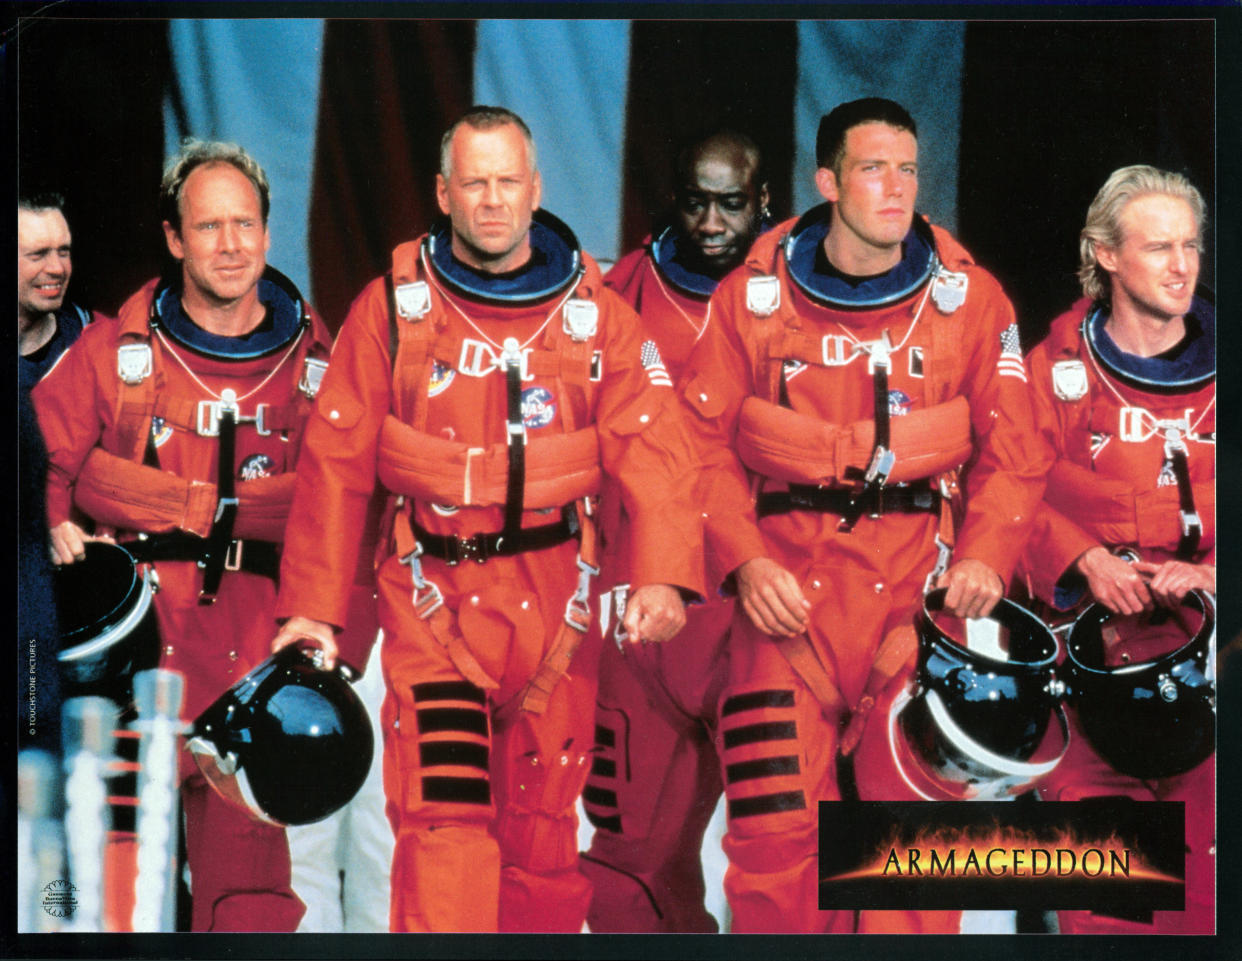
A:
[160,139,270,233]
[1079,165,1206,302]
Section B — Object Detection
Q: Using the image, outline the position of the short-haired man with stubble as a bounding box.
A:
[676,97,1049,933]
[34,141,348,930]
[273,106,703,932]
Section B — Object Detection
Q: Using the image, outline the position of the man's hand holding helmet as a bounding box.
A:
[272,615,339,671]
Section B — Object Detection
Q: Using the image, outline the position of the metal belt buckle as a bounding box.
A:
[445,533,489,566]
[1180,509,1202,538]
[224,540,243,572]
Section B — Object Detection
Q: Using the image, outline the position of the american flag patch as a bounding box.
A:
[641,339,673,387]
[997,322,1028,382]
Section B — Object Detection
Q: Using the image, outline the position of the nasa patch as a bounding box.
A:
[238,454,276,481]
[428,360,456,397]
[150,415,173,448]
[888,389,915,416]
[521,386,557,429]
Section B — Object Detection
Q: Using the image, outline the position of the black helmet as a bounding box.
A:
[54,541,161,704]
[888,589,1069,800]
[187,646,374,826]
[1064,590,1215,779]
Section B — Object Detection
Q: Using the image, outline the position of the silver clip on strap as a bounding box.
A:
[923,534,953,595]
[399,541,444,618]
[564,556,599,633]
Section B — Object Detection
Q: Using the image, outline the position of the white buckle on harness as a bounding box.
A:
[1161,422,1191,459]
[117,343,153,385]
[223,539,243,572]
[299,357,328,399]
[930,268,968,314]
[458,338,533,380]
[821,335,856,366]
[394,280,431,319]
[563,299,598,342]
[1118,406,1148,443]
[864,330,893,376]
[747,276,781,317]
[196,396,271,437]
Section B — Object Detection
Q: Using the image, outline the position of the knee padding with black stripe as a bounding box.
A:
[411,680,492,808]
[717,687,814,833]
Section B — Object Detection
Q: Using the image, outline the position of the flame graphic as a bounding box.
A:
[824,824,1182,884]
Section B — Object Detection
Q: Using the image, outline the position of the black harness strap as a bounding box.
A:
[198,406,238,603]
[501,339,527,546]
[837,337,895,532]
[1168,445,1203,560]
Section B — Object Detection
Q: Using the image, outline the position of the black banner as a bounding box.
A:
[819,799,1186,913]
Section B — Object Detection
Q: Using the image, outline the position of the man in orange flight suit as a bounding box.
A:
[272,106,703,933]
[580,128,770,932]
[677,98,1049,933]
[1021,165,1215,935]
[33,141,365,931]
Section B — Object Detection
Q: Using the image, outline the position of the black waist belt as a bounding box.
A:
[756,482,941,519]
[412,506,579,566]
[124,532,281,581]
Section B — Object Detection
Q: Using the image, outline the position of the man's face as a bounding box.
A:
[1098,193,1200,324]
[18,207,72,323]
[674,145,768,279]
[163,163,269,306]
[816,121,918,261]
[436,123,542,274]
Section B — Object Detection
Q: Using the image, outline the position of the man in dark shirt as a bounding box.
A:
[19,192,95,755]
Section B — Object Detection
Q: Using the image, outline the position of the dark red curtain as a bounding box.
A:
[308,20,476,332]
[619,21,798,253]
[17,18,171,316]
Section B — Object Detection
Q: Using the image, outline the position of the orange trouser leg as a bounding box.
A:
[378,568,500,932]
[1041,713,1215,935]
[714,618,847,934]
[492,630,602,933]
[582,601,731,932]
[181,774,304,932]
